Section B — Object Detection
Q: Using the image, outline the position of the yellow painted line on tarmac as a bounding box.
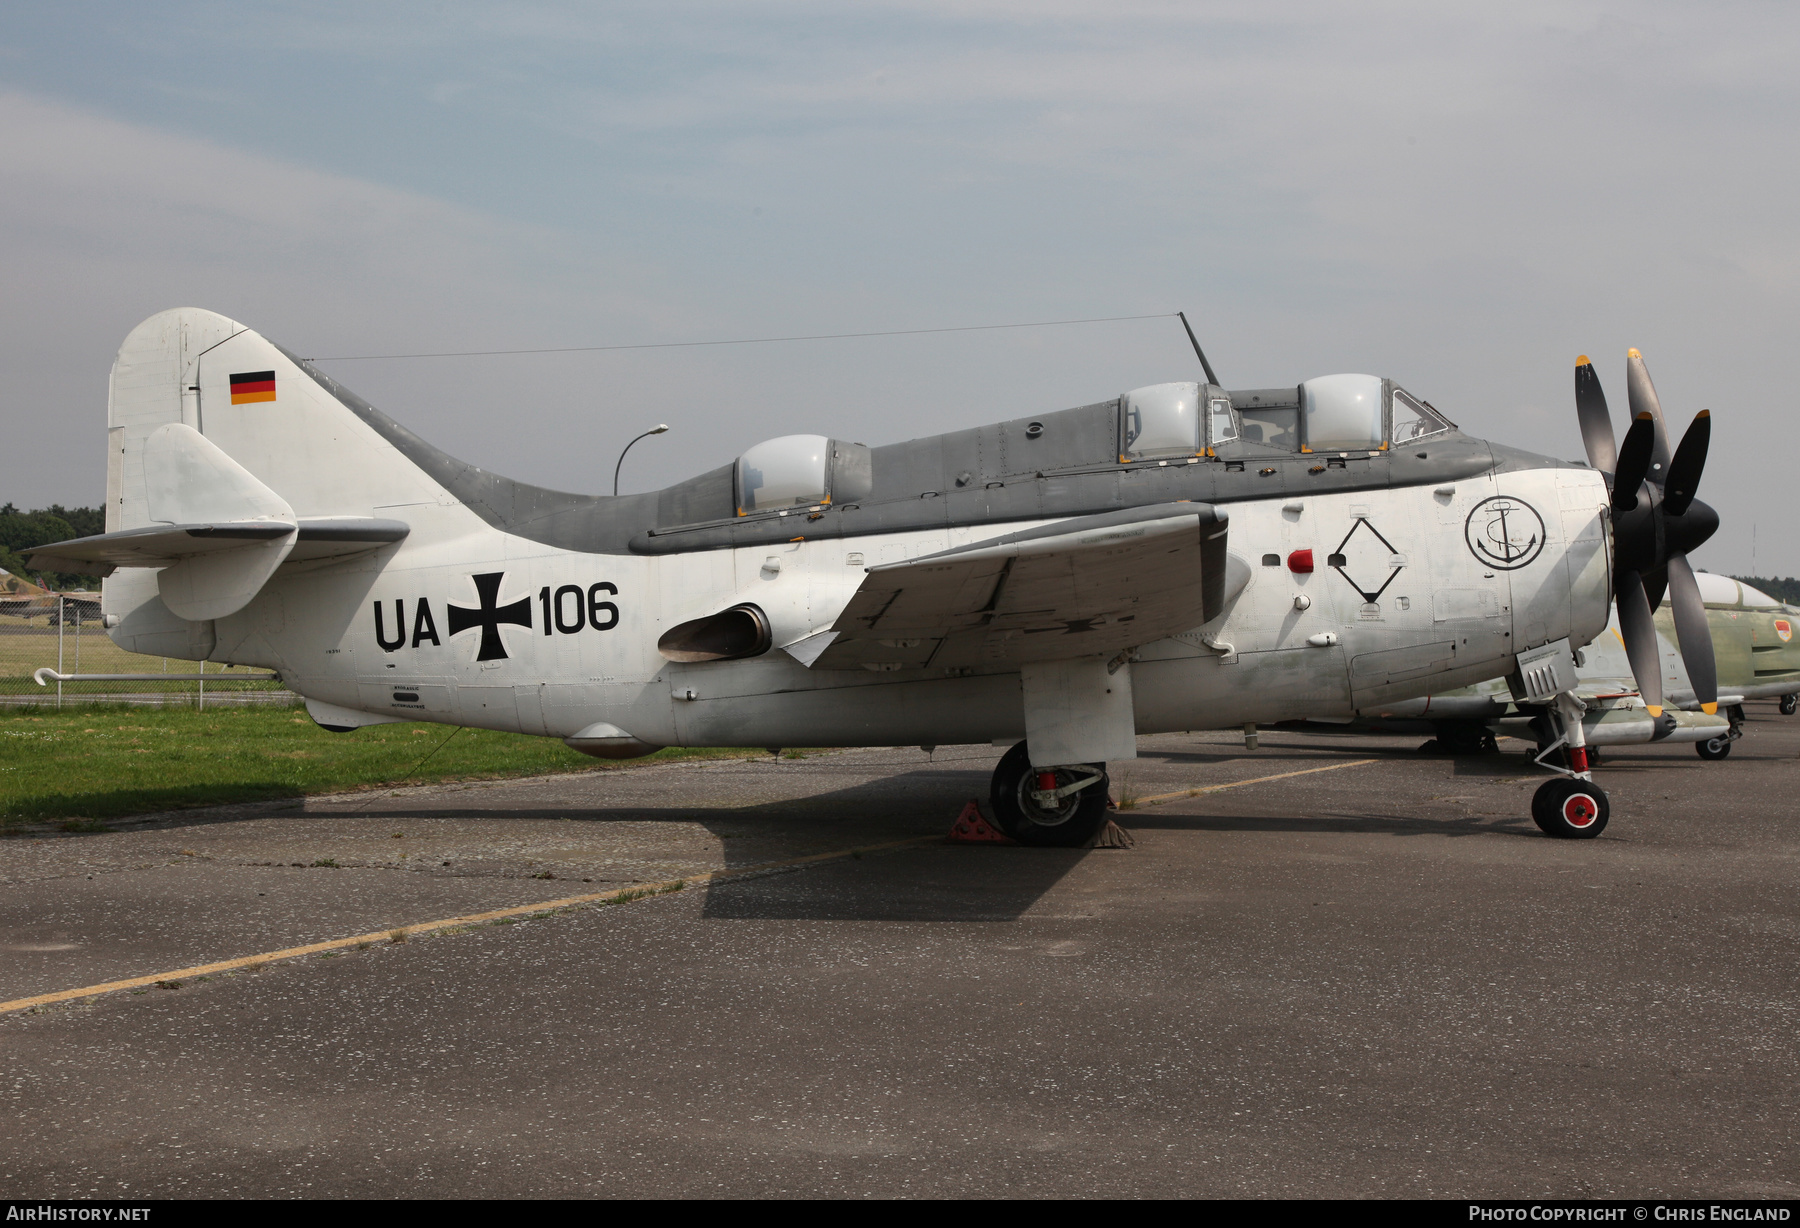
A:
[1128,759,1379,810]
[0,834,937,1016]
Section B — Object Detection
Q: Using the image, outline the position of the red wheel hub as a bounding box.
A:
[1562,792,1599,828]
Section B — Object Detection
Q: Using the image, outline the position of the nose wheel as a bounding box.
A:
[989,741,1111,847]
[1531,777,1610,839]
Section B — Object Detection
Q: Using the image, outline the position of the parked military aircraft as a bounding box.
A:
[28,311,1719,843]
[0,572,100,623]
[1319,572,1799,760]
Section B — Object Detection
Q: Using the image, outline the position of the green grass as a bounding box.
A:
[0,703,769,827]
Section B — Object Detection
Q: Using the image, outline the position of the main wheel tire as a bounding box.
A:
[1781,695,1797,716]
[989,741,1111,848]
[1531,777,1609,839]
[1696,734,1732,761]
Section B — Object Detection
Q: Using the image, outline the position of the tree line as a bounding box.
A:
[0,504,105,591]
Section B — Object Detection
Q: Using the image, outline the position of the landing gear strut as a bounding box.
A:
[1530,691,1609,839]
[1782,694,1798,717]
[1696,703,1746,760]
[989,741,1111,847]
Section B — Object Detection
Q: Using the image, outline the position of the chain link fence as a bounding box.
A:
[0,597,295,708]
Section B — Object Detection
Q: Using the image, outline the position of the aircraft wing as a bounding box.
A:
[798,502,1234,671]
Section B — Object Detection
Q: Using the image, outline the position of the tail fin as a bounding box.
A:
[108,308,451,530]
[99,308,621,658]
[99,308,457,656]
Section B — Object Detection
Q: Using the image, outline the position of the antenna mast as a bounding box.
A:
[1177,311,1221,387]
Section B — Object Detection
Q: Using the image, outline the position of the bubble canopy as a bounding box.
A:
[1121,381,1235,459]
[736,435,872,514]
[1301,374,1385,452]
[1122,382,1201,459]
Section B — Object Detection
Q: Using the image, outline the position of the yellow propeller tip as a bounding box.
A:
[1696,409,1711,418]
[1576,355,1591,366]
[1627,347,1642,358]
[1646,705,1663,717]
[1702,702,1718,715]
[1635,411,1654,421]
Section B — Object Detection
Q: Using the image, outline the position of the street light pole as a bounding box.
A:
[613,424,670,496]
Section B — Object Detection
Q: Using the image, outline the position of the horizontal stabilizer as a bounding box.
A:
[25,518,409,572]
[810,501,1239,671]
[31,421,406,622]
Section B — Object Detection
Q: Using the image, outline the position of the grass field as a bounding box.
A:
[0,611,277,698]
[0,704,768,828]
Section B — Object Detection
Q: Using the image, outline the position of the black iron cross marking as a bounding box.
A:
[446,572,532,661]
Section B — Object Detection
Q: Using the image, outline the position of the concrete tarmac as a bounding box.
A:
[3,706,1798,1198]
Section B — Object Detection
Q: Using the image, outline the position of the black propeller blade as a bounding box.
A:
[1665,554,1719,711]
[1615,570,1665,715]
[1625,348,1673,474]
[1662,410,1710,517]
[1576,349,1720,720]
[1611,412,1656,512]
[1574,356,1618,473]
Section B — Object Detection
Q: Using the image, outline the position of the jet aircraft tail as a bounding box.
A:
[41,308,465,656]
[104,308,453,536]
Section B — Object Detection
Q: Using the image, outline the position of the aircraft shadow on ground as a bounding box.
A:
[331,760,1093,923]
[696,843,1091,923]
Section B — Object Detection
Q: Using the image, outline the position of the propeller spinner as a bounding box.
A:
[1574,352,1720,715]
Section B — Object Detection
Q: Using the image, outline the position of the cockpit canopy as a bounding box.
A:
[1229,376,1452,454]
[736,434,873,515]
[1120,382,1238,461]
[1301,374,1384,452]
[729,380,1453,522]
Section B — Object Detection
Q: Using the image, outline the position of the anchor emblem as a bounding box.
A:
[1464,496,1546,571]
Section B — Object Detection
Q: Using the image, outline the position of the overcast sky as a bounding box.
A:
[3,2,1795,575]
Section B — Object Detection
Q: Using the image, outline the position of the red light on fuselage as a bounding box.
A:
[1288,549,1314,573]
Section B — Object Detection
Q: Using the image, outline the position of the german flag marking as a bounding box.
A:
[230,370,276,405]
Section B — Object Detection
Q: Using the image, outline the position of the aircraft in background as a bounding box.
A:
[0,571,100,623]
[29,310,1719,841]
[1318,573,1800,762]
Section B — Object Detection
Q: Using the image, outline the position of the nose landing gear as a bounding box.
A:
[1530,691,1610,839]
[989,741,1112,847]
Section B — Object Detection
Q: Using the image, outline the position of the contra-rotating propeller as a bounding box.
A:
[1574,350,1720,715]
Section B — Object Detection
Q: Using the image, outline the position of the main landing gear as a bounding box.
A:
[1781,694,1798,717]
[989,741,1112,848]
[1530,692,1609,839]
